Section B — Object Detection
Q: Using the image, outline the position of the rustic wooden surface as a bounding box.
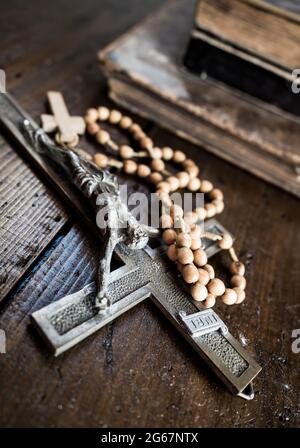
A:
[0,0,299,428]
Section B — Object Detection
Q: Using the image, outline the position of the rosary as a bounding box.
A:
[77,106,247,310]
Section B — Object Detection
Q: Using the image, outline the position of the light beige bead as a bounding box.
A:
[133,130,146,141]
[222,288,238,305]
[156,191,171,205]
[96,130,110,145]
[177,232,192,248]
[188,178,201,192]
[85,108,99,122]
[184,211,198,226]
[200,180,213,193]
[170,204,184,219]
[203,294,216,308]
[94,153,108,169]
[119,116,133,129]
[183,159,195,168]
[177,247,194,265]
[186,165,199,178]
[193,248,208,267]
[207,278,226,297]
[151,159,165,172]
[197,268,210,285]
[210,188,224,201]
[219,233,233,250]
[87,122,100,135]
[173,150,186,163]
[167,244,177,262]
[167,176,180,192]
[157,181,171,194]
[137,164,151,178]
[191,237,201,251]
[182,264,199,284]
[196,207,207,221]
[160,214,173,229]
[119,145,134,159]
[149,172,163,185]
[123,160,137,174]
[98,106,110,121]
[213,200,225,214]
[140,137,153,150]
[190,225,201,239]
[130,123,142,133]
[190,283,208,302]
[231,275,246,290]
[205,203,217,218]
[162,229,177,245]
[176,172,190,188]
[230,261,245,276]
[203,264,215,280]
[162,147,174,160]
[109,109,122,124]
[234,287,246,304]
[152,147,162,159]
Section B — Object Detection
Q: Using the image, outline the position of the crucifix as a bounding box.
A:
[0,92,261,400]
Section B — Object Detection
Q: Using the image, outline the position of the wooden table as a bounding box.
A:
[0,0,299,428]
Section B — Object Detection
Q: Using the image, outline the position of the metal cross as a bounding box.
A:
[0,93,261,399]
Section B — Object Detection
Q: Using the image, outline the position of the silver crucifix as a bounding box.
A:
[0,92,261,400]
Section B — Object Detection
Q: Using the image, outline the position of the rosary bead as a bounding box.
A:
[183,159,195,168]
[149,172,163,185]
[200,180,213,193]
[94,153,108,169]
[205,203,217,218]
[207,278,226,297]
[184,211,198,226]
[173,150,186,163]
[157,181,171,193]
[167,176,180,192]
[140,137,154,150]
[186,165,199,178]
[191,283,208,301]
[231,275,246,290]
[203,264,215,280]
[156,191,171,206]
[160,214,173,229]
[195,207,207,221]
[119,116,133,129]
[130,123,142,134]
[162,147,174,160]
[219,233,233,250]
[197,268,210,285]
[152,147,163,159]
[190,237,201,251]
[137,164,151,178]
[222,288,238,305]
[230,261,245,276]
[96,130,110,145]
[109,109,122,124]
[85,108,99,123]
[188,178,201,192]
[182,264,199,284]
[177,232,192,248]
[87,122,100,135]
[170,204,184,219]
[123,160,138,174]
[119,145,134,159]
[167,244,177,262]
[177,247,194,265]
[233,287,246,304]
[210,188,224,201]
[162,229,177,245]
[213,200,225,214]
[203,294,216,309]
[190,224,201,239]
[176,172,190,188]
[193,248,208,267]
[98,106,110,121]
[151,159,165,172]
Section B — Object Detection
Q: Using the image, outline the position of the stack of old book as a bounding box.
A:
[99,0,300,197]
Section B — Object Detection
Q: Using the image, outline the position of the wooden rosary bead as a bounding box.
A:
[94,153,108,169]
[213,200,225,214]
[191,283,208,301]
[200,180,213,193]
[151,147,162,159]
[219,233,233,250]
[230,261,245,276]
[177,247,194,265]
[210,188,224,201]
[162,147,174,160]
[203,264,215,280]
[173,150,186,163]
[130,123,142,134]
[123,160,138,174]
[170,204,184,219]
[85,108,99,122]
[160,214,173,229]
[149,172,163,185]
[96,130,110,145]
[186,165,199,178]
[162,229,177,245]
[176,171,190,188]
[151,159,165,172]
[156,191,172,206]
[140,137,153,150]
[137,164,151,178]
[183,159,195,168]
[157,181,171,194]
[207,278,226,297]
[184,211,198,226]
[177,262,184,273]
[190,224,201,239]
[177,232,192,248]
[190,237,201,251]
[222,288,238,305]
[109,109,122,124]
[119,116,133,129]
[167,244,177,262]
[98,106,110,121]
[119,145,134,159]
[195,207,207,221]
[203,294,216,309]
[233,287,246,304]
[187,177,201,192]
[231,275,246,290]
[197,268,210,285]
[193,248,208,267]
[167,176,180,192]
[87,122,100,135]
[205,203,217,218]
[182,264,199,284]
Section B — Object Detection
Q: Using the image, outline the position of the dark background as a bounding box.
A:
[0,0,299,428]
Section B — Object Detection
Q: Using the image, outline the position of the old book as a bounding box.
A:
[195,0,300,76]
[99,0,300,198]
